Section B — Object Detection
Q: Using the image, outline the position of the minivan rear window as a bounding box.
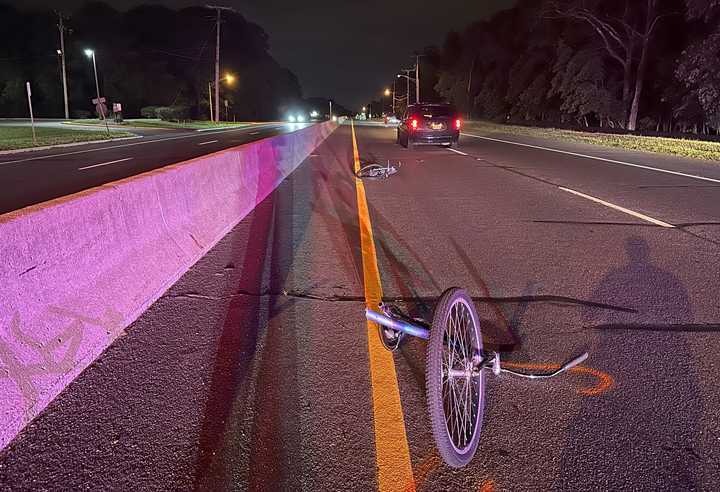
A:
[413,105,454,117]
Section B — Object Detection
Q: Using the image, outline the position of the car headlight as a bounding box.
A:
[288,115,296,123]
[297,114,305,122]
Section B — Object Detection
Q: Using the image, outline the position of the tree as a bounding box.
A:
[549,0,669,130]
[0,2,302,119]
[676,0,720,129]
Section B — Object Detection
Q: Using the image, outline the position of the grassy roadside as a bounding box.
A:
[0,126,134,151]
[465,120,720,162]
[63,119,254,130]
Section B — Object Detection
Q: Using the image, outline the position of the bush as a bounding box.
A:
[72,109,92,119]
[155,105,190,121]
[140,106,160,119]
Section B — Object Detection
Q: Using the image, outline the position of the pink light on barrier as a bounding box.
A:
[0,121,338,450]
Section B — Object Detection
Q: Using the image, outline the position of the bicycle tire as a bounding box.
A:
[426,287,485,468]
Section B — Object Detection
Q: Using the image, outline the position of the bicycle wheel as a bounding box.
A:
[426,288,485,468]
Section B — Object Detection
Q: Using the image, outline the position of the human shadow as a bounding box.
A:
[557,237,703,490]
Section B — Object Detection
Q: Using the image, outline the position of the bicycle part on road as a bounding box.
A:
[376,303,409,351]
[355,161,399,179]
[426,288,485,468]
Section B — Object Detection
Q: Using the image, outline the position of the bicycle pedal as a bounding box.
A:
[492,353,501,376]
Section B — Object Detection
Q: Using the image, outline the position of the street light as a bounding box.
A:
[84,49,106,121]
[383,87,395,115]
[207,73,236,122]
[397,70,417,108]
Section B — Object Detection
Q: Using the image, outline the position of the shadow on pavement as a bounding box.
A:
[558,236,703,490]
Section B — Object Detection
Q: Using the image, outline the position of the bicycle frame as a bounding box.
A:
[365,308,430,340]
[366,306,588,378]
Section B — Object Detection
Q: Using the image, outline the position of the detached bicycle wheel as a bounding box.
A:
[426,288,485,468]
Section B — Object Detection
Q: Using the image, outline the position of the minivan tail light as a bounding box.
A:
[455,118,462,130]
[411,118,418,130]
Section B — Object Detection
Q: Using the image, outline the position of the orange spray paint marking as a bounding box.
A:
[501,362,614,396]
[478,480,495,492]
[405,452,442,492]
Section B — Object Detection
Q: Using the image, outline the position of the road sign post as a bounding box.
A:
[113,102,123,123]
[92,96,110,135]
[25,82,37,146]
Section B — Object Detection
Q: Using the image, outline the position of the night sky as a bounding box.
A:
[6,0,515,108]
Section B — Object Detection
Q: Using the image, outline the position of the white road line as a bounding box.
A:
[559,186,675,228]
[78,157,133,171]
[198,140,218,146]
[249,131,261,135]
[0,123,284,167]
[462,132,720,185]
[447,147,468,156]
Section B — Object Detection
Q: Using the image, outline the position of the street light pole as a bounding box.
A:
[398,70,415,111]
[91,52,100,106]
[84,49,109,135]
[207,73,235,122]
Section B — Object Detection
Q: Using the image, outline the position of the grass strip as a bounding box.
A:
[0,126,134,151]
[466,121,720,161]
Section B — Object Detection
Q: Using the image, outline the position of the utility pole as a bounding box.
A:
[392,79,396,114]
[329,99,333,119]
[214,8,220,122]
[415,54,420,104]
[206,5,235,123]
[208,82,214,122]
[467,56,476,119]
[56,12,70,119]
[400,69,413,110]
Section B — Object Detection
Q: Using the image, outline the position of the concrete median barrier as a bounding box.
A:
[0,121,336,451]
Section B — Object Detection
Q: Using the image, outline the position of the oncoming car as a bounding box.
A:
[397,103,461,149]
[384,114,400,126]
[287,112,307,123]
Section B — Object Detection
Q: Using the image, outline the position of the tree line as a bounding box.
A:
[427,0,720,134]
[0,2,303,120]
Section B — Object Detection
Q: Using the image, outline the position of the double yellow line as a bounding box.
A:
[351,121,415,491]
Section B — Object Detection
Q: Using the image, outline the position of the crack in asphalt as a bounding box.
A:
[169,291,635,312]
[588,323,720,333]
[19,265,38,277]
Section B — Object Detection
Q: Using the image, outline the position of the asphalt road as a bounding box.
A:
[0,121,309,214]
[1,121,719,490]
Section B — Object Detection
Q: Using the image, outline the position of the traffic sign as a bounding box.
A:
[95,103,108,117]
[92,97,106,105]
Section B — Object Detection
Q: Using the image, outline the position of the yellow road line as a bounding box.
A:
[351,121,415,492]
